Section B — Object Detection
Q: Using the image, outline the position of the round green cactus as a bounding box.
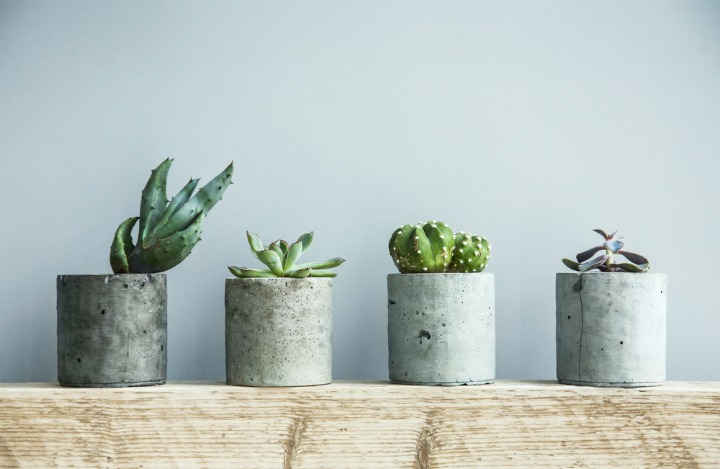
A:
[448,232,491,273]
[389,221,455,273]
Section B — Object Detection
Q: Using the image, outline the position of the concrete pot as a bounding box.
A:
[57,274,167,387]
[387,273,495,386]
[225,278,333,386]
[556,272,667,388]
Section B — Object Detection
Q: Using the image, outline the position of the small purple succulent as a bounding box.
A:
[562,229,649,273]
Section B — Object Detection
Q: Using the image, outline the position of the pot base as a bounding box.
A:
[558,379,663,388]
[59,379,166,388]
[390,379,495,387]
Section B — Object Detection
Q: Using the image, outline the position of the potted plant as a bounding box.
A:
[225,231,345,386]
[387,220,494,386]
[57,159,233,387]
[557,229,666,387]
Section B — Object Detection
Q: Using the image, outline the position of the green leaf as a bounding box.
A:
[110,217,138,274]
[287,267,312,278]
[297,232,313,253]
[257,249,284,276]
[148,178,199,239]
[277,240,289,257]
[139,159,172,242]
[268,242,285,263]
[228,266,276,278]
[307,269,338,278]
[561,258,581,271]
[290,257,345,272]
[283,240,304,271]
[128,212,204,273]
[247,232,265,259]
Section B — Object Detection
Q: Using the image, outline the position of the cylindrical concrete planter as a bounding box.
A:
[556,272,667,388]
[57,274,167,387]
[387,273,495,386]
[225,278,333,387]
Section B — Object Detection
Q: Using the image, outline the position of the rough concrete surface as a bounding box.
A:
[57,274,167,387]
[556,272,667,387]
[225,278,333,386]
[387,273,495,385]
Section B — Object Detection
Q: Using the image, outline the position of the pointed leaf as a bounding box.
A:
[614,262,649,273]
[290,257,345,271]
[268,242,285,263]
[110,217,138,274]
[307,269,338,278]
[247,232,265,259]
[604,239,624,253]
[283,240,304,271]
[578,254,609,272]
[276,240,289,257]
[228,266,276,278]
[297,232,313,253]
[562,258,581,271]
[153,162,233,237]
[618,250,649,265]
[128,212,204,273]
[576,246,604,263]
[287,268,312,278]
[148,178,199,238]
[256,249,284,276]
[593,229,609,240]
[139,158,172,242]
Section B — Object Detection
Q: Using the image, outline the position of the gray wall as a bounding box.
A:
[1,0,719,382]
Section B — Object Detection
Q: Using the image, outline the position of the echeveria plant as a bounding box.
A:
[110,159,233,274]
[229,231,345,278]
[562,229,649,273]
[389,220,491,274]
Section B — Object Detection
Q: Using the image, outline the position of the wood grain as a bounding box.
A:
[1,381,718,468]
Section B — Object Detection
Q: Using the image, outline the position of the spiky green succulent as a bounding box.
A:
[110,158,233,274]
[229,231,345,278]
[448,232,491,273]
[389,221,455,273]
[562,229,649,273]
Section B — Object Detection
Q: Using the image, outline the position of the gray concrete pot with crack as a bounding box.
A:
[225,277,333,387]
[387,273,495,386]
[57,274,167,387]
[556,272,667,387]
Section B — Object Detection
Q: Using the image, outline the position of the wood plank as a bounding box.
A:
[1,381,719,468]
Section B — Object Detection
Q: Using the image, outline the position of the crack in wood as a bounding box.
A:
[283,416,306,469]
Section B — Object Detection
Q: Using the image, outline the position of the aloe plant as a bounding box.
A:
[229,231,345,278]
[110,159,233,274]
[562,229,649,273]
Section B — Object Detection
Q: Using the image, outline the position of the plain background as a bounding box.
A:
[1,0,719,383]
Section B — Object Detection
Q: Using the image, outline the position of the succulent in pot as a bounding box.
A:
[57,159,233,387]
[387,220,495,386]
[556,229,666,388]
[225,231,344,386]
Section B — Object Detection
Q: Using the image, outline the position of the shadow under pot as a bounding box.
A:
[556,272,667,388]
[225,277,333,387]
[57,274,167,387]
[387,273,495,386]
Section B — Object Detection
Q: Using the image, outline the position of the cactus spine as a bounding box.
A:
[448,232,491,273]
[389,221,455,273]
[110,159,233,274]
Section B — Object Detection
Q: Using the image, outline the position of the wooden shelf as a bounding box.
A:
[1,381,719,467]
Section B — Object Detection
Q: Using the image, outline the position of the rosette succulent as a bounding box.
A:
[562,229,649,273]
[229,231,345,278]
[110,158,233,274]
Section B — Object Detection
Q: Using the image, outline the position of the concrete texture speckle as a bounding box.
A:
[556,272,667,387]
[57,274,167,387]
[387,273,495,385]
[225,278,333,386]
